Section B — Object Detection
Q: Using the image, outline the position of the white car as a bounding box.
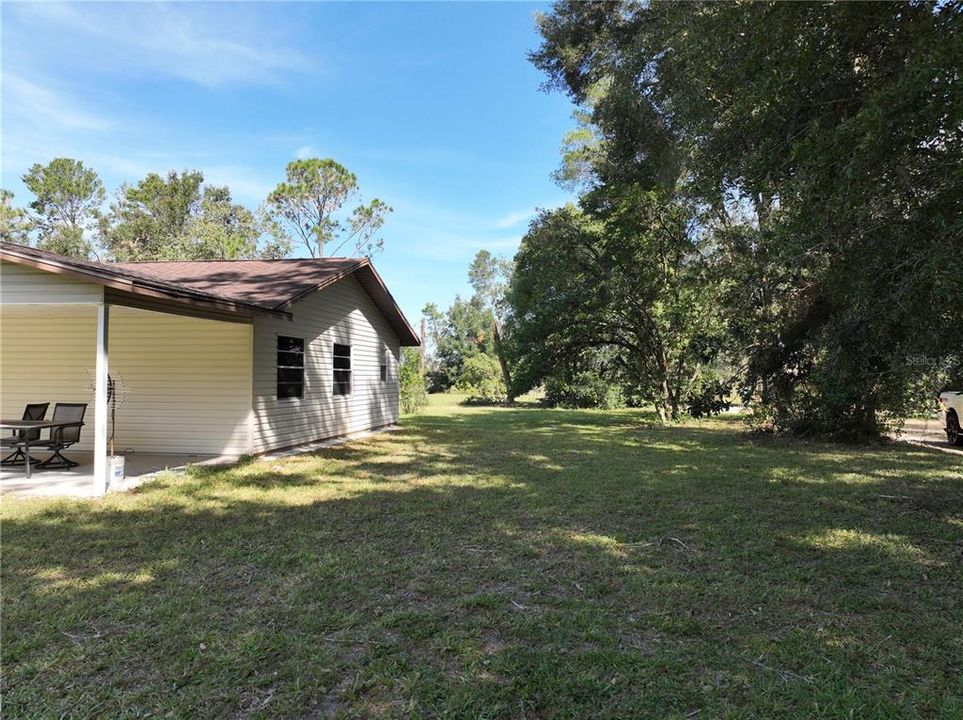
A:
[937,390,962,446]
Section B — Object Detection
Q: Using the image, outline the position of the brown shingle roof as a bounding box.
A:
[0,242,420,345]
[113,258,364,309]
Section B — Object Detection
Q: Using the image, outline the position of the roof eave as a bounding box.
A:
[0,244,291,321]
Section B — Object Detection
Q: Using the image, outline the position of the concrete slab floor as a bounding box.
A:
[0,425,402,497]
[0,452,239,498]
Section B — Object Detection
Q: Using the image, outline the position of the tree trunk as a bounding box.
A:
[655,403,669,424]
[855,395,879,437]
[420,318,426,371]
[755,191,772,227]
[656,348,673,422]
[492,322,514,403]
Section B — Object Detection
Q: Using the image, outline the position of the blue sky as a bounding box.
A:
[1,1,576,323]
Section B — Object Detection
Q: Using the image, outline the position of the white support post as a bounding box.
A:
[93,303,110,496]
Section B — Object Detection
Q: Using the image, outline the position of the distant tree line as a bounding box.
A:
[0,154,439,415]
[427,1,962,439]
[421,250,513,404]
[0,157,390,261]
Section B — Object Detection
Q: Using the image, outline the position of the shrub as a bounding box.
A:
[425,368,450,394]
[455,353,507,404]
[399,347,428,414]
[686,377,732,418]
[543,370,624,409]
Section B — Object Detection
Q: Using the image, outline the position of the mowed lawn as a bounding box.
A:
[3,396,962,719]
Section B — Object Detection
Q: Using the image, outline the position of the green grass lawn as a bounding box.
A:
[3,395,962,719]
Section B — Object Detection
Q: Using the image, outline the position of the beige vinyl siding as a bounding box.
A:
[1,304,253,455]
[1,261,104,304]
[108,306,253,455]
[252,275,401,452]
[0,305,100,451]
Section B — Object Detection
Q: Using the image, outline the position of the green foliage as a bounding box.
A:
[543,369,624,410]
[0,190,33,244]
[21,158,105,259]
[171,186,287,260]
[686,377,733,419]
[454,353,507,404]
[10,156,388,265]
[467,249,513,320]
[532,1,963,437]
[9,162,266,261]
[267,158,391,258]
[551,81,614,192]
[508,195,727,421]
[103,170,284,261]
[422,297,497,391]
[399,347,429,414]
[37,226,92,259]
[105,170,203,260]
[467,249,515,399]
[421,258,514,403]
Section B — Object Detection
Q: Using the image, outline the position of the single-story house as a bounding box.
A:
[0,241,420,494]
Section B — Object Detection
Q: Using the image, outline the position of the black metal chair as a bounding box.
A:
[34,403,87,470]
[1,403,49,466]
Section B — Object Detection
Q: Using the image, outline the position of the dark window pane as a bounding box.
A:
[277,382,303,399]
[333,343,352,395]
[278,336,304,352]
[380,365,387,382]
[277,336,305,398]
[277,368,304,383]
[334,367,351,396]
[277,351,303,367]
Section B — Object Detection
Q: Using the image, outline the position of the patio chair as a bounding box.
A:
[34,403,87,470]
[1,403,49,466]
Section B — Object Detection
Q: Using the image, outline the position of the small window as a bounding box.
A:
[333,343,351,396]
[277,336,304,399]
[380,348,388,382]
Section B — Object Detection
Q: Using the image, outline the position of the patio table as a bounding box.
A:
[0,420,83,480]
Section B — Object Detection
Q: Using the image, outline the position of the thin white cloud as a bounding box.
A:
[1,127,276,206]
[453,235,522,250]
[405,233,524,263]
[16,2,310,87]
[493,208,536,229]
[204,165,275,204]
[85,153,162,182]
[385,192,568,263]
[3,74,113,132]
[295,146,316,159]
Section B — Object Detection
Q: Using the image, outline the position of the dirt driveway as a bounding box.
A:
[896,416,963,456]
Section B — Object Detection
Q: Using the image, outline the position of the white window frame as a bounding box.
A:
[333,342,352,396]
[276,335,305,400]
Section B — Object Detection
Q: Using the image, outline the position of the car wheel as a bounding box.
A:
[948,413,963,446]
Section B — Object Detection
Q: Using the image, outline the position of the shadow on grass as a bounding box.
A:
[3,403,962,718]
